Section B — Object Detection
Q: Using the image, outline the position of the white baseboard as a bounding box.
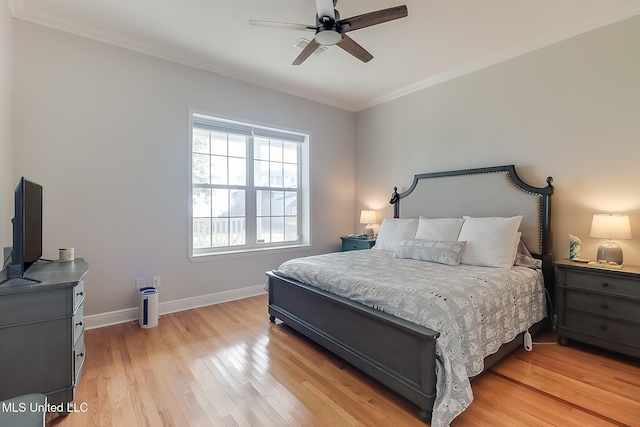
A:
[84,284,267,330]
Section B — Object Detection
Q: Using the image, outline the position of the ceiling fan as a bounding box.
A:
[250,0,408,65]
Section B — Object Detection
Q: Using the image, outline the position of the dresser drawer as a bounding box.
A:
[564,310,640,345]
[73,280,85,312]
[564,290,640,323]
[74,332,86,386]
[563,269,639,296]
[73,303,85,345]
[0,289,68,327]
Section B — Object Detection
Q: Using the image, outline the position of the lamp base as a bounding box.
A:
[363,226,374,238]
[596,240,623,265]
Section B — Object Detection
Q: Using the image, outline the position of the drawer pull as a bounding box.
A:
[77,352,84,358]
[600,324,608,331]
[601,303,608,309]
[76,291,84,297]
[601,282,609,288]
[76,321,83,327]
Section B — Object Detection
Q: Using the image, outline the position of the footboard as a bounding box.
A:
[267,270,440,421]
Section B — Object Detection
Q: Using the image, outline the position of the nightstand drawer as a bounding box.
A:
[344,240,371,251]
[564,311,640,345]
[341,236,376,251]
[565,290,640,323]
[563,269,639,296]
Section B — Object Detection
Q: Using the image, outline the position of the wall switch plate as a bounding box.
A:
[135,278,145,290]
[152,276,161,288]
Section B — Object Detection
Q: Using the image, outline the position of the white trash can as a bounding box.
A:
[139,287,158,328]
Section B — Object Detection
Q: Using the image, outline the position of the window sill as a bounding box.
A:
[189,243,312,262]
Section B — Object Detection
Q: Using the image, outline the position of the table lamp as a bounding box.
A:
[590,213,631,265]
[360,210,377,238]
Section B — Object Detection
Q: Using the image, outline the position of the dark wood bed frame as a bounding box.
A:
[266,165,554,422]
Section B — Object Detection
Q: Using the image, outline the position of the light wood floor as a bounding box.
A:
[47,294,640,426]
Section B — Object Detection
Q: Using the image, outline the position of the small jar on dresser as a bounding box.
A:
[555,258,640,358]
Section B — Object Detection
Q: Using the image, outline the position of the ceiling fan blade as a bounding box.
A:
[337,34,373,63]
[249,20,315,32]
[339,5,408,33]
[315,0,336,20]
[292,38,321,65]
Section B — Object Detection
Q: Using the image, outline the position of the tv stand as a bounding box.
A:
[0,259,88,414]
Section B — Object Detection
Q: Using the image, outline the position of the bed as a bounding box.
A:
[266,165,554,426]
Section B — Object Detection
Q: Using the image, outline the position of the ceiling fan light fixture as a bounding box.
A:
[314,28,342,46]
[293,38,327,54]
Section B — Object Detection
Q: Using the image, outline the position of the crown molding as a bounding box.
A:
[8,1,357,111]
[9,0,640,113]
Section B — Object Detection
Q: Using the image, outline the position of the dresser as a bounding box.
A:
[0,259,88,415]
[341,235,376,251]
[555,258,640,358]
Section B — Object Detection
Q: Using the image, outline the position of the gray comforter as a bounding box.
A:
[275,250,546,427]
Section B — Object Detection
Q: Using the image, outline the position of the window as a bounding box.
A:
[189,112,309,258]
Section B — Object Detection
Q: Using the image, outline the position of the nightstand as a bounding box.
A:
[341,236,376,251]
[555,258,640,358]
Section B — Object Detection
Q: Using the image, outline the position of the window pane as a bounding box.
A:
[285,217,297,241]
[283,163,297,188]
[211,189,229,218]
[257,217,270,243]
[270,162,283,187]
[229,218,245,246]
[271,191,285,216]
[211,132,227,155]
[270,140,283,162]
[211,155,228,185]
[271,217,285,243]
[193,129,210,154]
[255,137,270,160]
[229,134,246,158]
[254,160,270,187]
[192,154,210,184]
[230,189,245,217]
[193,218,211,248]
[285,191,297,215]
[229,157,246,186]
[211,218,228,247]
[193,188,211,217]
[283,142,297,163]
[257,190,270,216]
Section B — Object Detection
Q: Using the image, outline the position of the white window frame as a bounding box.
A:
[188,111,311,260]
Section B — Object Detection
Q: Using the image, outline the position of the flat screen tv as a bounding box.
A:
[2,177,43,282]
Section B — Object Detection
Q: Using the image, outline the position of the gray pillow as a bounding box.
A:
[394,239,467,266]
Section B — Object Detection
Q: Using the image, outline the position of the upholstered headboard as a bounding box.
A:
[391,165,554,258]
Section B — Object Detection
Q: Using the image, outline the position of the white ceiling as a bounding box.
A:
[7,0,640,111]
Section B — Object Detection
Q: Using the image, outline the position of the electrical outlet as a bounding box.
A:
[152,276,161,288]
[135,278,145,290]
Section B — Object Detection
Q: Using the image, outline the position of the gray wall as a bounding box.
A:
[0,1,12,248]
[12,21,355,316]
[355,15,640,265]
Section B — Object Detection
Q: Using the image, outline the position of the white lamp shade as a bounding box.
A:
[360,210,377,225]
[590,214,632,239]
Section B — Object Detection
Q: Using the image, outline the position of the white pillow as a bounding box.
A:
[458,216,523,269]
[372,218,419,252]
[415,216,464,241]
[394,239,468,266]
